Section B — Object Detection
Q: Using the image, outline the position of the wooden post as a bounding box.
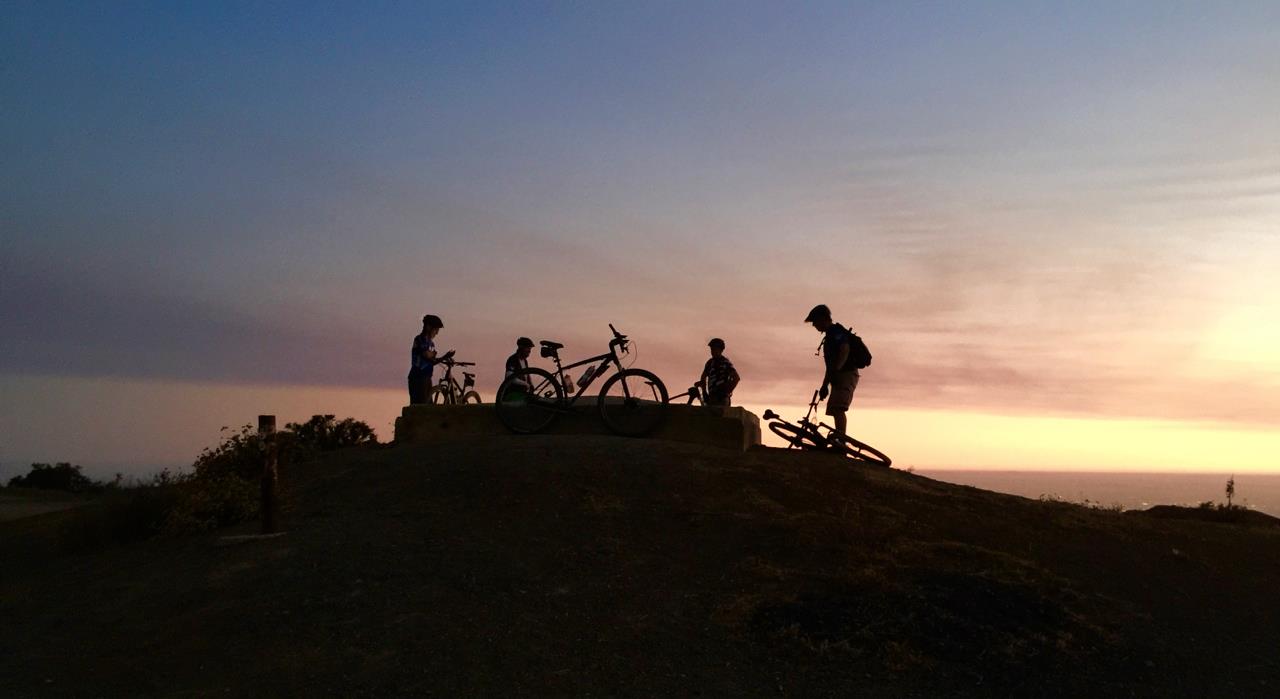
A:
[258,415,278,534]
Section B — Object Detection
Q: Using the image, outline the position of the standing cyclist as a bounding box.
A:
[696,337,740,408]
[804,304,860,445]
[408,314,452,404]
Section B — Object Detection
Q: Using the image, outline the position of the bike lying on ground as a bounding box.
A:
[494,324,669,436]
[431,357,481,405]
[762,390,892,467]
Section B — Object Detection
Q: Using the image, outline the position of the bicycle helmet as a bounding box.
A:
[707,337,726,349]
[804,305,831,323]
[422,314,444,329]
[517,337,534,348]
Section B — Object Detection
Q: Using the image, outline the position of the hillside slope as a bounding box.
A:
[3,436,1278,697]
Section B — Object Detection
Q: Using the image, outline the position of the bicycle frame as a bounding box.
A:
[665,385,703,405]
[761,390,892,466]
[545,349,627,407]
[530,324,659,409]
[766,391,827,449]
[795,391,824,432]
[434,359,476,403]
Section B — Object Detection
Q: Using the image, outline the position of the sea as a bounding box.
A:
[916,471,1280,517]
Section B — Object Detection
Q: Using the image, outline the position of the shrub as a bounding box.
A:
[162,472,259,534]
[8,462,99,492]
[46,414,378,549]
[59,471,183,550]
[285,414,378,451]
[191,425,280,482]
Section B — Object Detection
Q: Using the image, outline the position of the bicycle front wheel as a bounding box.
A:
[830,433,892,467]
[428,385,453,405]
[767,421,826,450]
[598,369,668,436]
[495,368,564,434]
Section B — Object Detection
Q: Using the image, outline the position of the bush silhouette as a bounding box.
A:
[38,415,379,546]
[285,414,378,452]
[7,462,99,492]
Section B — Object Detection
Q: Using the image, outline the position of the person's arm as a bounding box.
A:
[726,366,740,393]
[830,343,850,378]
[820,340,850,399]
[423,342,438,361]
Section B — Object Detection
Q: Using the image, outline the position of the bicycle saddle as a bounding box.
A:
[539,340,564,358]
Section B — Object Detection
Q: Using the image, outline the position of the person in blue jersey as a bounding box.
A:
[408,314,452,404]
[805,304,858,443]
[696,338,740,408]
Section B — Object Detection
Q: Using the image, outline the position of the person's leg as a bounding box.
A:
[408,369,427,404]
[832,411,847,439]
[824,371,857,443]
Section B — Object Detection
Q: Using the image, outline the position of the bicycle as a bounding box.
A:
[666,384,703,405]
[762,390,892,467]
[494,324,668,436]
[430,357,482,405]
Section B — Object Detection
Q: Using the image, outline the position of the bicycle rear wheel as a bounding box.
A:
[829,433,892,467]
[461,390,482,404]
[767,421,827,450]
[598,368,668,436]
[495,368,564,434]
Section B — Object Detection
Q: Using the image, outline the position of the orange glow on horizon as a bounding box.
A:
[3,374,1278,479]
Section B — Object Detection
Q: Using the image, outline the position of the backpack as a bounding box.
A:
[848,333,872,370]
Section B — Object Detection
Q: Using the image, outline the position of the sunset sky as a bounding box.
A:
[3,2,1278,479]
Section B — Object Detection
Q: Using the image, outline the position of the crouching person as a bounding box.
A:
[503,337,535,397]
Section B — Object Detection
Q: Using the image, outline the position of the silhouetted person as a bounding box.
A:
[505,337,535,391]
[408,314,452,404]
[805,304,858,443]
[696,337,740,408]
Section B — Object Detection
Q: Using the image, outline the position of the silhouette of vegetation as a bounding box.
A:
[285,414,378,452]
[1037,493,1124,512]
[41,416,379,548]
[7,462,100,492]
[59,471,186,549]
[1225,475,1235,509]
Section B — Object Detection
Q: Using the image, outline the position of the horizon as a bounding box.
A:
[3,3,1278,476]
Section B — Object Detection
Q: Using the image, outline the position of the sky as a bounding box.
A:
[3,1,1278,479]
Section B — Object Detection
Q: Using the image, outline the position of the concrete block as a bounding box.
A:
[394,402,761,451]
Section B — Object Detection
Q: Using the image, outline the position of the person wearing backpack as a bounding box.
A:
[804,304,871,444]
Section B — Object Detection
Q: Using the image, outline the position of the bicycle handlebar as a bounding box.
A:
[608,323,630,353]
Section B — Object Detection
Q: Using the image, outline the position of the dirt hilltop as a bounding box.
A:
[3,436,1278,697]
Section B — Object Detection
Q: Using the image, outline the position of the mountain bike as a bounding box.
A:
[495,324,668,436]
[762,390,892,467]
[430,358,481,405]
[666,384,703,405]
